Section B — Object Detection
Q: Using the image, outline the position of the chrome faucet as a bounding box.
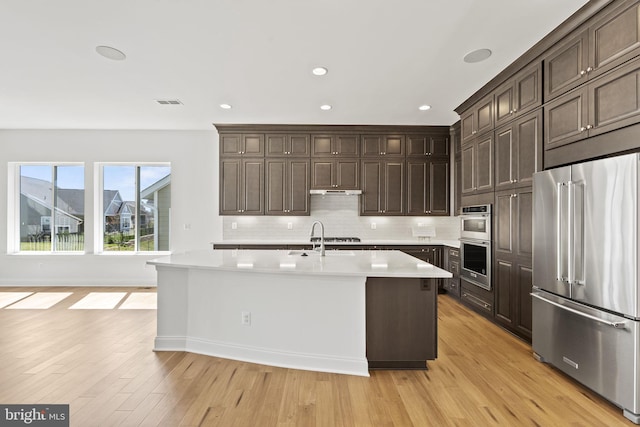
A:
[309,220,325,256]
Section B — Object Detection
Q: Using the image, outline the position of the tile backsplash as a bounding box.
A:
[222,196,460,241]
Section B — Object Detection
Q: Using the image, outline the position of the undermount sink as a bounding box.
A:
[287,250,356,257]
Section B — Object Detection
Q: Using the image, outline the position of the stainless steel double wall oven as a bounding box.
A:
[459,204,492,290]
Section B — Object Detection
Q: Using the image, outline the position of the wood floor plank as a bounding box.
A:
[0,287,632,426]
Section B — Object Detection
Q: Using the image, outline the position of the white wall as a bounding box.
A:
[0,129,219,286]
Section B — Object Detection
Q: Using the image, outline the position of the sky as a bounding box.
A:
[20,165,171,202]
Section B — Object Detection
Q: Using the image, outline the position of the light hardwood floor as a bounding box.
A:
[0,287,632,426]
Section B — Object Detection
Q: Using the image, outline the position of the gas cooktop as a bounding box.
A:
[310,237,361,243]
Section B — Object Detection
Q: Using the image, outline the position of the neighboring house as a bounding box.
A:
[20,175,170,246]
[20,177,84,239]
[140,174,171,251]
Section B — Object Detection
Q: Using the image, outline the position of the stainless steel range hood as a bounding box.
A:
[309,189,362,195]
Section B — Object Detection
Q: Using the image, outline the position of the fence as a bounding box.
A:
[21,233,84,251]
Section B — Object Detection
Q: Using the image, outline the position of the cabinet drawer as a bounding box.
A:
[461,279,493,314]
[448,260,459,277]
[443,278,460,298]
[448,247,459,259]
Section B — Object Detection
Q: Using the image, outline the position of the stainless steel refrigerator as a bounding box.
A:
[532,153,640,424]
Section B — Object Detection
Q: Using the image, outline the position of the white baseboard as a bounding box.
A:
[154,336,370,377]
[0,278,157,287]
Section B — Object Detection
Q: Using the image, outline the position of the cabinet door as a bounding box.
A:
[494,125,515,191]
[361,160,383,214]
[430,135,449,157]
[515,264,533,338]
[494,258,515,327]
[243,135,265,156]
[461,110,475,143]
[361,135,384,157]
[495,190,515,255]
[220,134,242,156]
[475,133,493,193]
[588,57,640,138]
[242,159,264,214]
[494,81,515,127]
[589,1,640,78]
[544,30,589,100]
[289,135,311,157]
[220,158,241,214]
[336,135,360,156]
[461,143,476,194]
[514,110,542,188]
[384,161,405,214]
[406,135,429,157]
[288,160,310,214]
[265,159,287,214]
[475,97,494,137]
[454,153,462,216]
[515,62,542,116]
[429,158,450,215]
[544,88,589,149]
[265,159,309,215]
[407,160,427,215]
[335,159,359,189]
[311,135,333,156]
[311,159,333,188]
[515,187,533,259]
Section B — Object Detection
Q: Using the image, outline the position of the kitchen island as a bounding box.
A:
[148,249,451,377]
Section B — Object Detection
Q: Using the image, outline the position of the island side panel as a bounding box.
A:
[366,277,437,369]
[154,266,189,350]
[157,267,369,376]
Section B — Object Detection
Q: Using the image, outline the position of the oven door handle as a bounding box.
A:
[531,292,627,329]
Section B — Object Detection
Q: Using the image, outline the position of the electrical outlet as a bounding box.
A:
[231,222,237,230]
[183,223,191,230]
[371,222,377,230]
[287,222,293,230]
[241,311,251,326]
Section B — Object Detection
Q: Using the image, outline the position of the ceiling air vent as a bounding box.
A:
[156,99,183,105]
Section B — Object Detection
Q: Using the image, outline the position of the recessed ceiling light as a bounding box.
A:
[95,45,126,61]
[320,104,332,110]
[463,48,492,63]
[220,104,232,109]
[418,105,432,111]
[312,67,328,76]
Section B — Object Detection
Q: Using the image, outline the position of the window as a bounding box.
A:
[19,164,85,252]
[101,164,171,252]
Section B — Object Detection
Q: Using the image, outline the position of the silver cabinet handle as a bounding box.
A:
[580,127,587,132]
[580,70,587,76]
[586,66,593,73]
[586,124,593,130]
[531,293,626,329]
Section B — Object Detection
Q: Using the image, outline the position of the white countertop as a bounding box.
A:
[148,249,453,279]
[212,239,461,248]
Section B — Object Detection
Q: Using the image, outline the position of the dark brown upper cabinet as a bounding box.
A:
[265,158,310,215]
[406,158,450,216]
[461,95,493,144]
[265,134,310,157]
[494,110,542,192]
[220,158,264,215]
[311,134,360,157]
[545,56,640,150]
[361,135,405,157]
[220,133,265,157]
[544,1,640,101]
[494,63,542,128]
[406,134,450,158]
[360,160,405,215]
[311,158,359,190]
[461,132,493,195]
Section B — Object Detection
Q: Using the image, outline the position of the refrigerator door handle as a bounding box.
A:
[531,292,627,329]
[556,182,565,282]
[567,181,575,289]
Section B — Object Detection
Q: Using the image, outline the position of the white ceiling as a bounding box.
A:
[0,0,589,130]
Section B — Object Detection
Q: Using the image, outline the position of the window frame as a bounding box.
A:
[96,162,171,255]
[10,162,86,254]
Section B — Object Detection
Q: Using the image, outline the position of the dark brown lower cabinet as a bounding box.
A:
[366,277,437,369]
[494,257,533,340]
[460,279,493,317]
